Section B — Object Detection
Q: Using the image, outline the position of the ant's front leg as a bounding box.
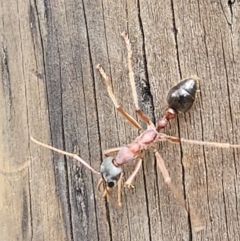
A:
[117,172,124,207]
[103,147,122,157]
[96,64,142,131]
[124,158,143,189]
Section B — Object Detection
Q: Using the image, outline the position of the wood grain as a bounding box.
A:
[1,0,240,240]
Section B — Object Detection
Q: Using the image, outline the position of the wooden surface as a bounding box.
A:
[1,0,240,240]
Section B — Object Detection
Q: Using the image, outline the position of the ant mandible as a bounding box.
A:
[31,32,240,232]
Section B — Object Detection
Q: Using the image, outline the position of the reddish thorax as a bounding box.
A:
[114,108,178,166]
[114,129,158,165]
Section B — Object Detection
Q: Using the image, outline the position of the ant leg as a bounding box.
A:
[160,134,240,149]
[124,158,143,189]
[154,149,188,208]
[179,137,240,149]
[121,32,154,128]
[154,150,204,232]
[99,179,113,203]
[117,172,124,207]
[154,150,171,184]
[97,177,104,191]
[103,187,108,198]
[96,64,141,131]
[102,185,121,208]
[103,147,122,157]
[31,137,100,175]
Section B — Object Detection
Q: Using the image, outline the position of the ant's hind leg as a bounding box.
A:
[154,149,204,232]
[154,149,188,209]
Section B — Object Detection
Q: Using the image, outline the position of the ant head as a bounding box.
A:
[100,156,122,188]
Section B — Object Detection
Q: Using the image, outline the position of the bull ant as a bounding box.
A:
[31,32,240,232]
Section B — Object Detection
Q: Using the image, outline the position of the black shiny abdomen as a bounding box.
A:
[167,78,197,113]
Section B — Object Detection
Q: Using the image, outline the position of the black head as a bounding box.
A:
[100,156,122,188]
[167,78,197,113]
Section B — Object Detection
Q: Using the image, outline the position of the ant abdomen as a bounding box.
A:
[167,78,197,113]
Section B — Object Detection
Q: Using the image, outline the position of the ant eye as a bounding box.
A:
[107,181,115,188]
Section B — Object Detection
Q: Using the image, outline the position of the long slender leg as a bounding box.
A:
[124,158,143,188]
[117,172,124,207]
[31,137,100,175]
[103,147,122,157]
[121,32,155,128]
[97,177,104,191]
[179,137,240,149]
[158,134,240,149]
[154,150,171,184]
[96,64,142,131]
[101,181,122,208]
[98,179,110,199]
[154,150,204,232]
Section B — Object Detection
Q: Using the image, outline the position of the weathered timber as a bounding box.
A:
[0,0,240,240]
